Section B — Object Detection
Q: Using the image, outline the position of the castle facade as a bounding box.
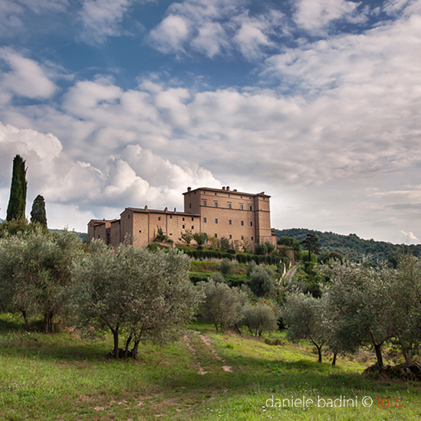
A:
[87,186,277,250]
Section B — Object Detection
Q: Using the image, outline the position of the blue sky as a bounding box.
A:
[0,0,420,244]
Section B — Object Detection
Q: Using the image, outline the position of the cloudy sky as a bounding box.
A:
[0,0,420,244]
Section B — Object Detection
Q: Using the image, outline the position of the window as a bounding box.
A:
[229,220,232,225]
[203,217,207,223]
[203,200,207,206]
[241,236,244,240]
[241,221,244,226]
[251,236,254,241]
[183,217,185,221]
[158,217,161,221]
[182,225,185,229]
[229,235,232,239]
[128,214,131,219]
[250,221,253,226]
[215,218,218,224]
[240,204,243,210]
[249,205,253,211]
[170,215,172,219]
[191,226,194,229]
[139,230,141,233]
[189,203,191,208]
[228,203,232,209]
[191,217,194,221]
[214,201,218,207]
[215,234,218,238]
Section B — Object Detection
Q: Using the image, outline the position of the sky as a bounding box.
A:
[0,0,420,244]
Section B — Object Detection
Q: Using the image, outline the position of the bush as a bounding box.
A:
[248,266,275,298]
[241,302,278,337]
[220,259,234,276]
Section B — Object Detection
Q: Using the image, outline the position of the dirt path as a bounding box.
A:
[183,332,233,375]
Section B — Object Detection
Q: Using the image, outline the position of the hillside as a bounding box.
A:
[49,229,87,242]
[274,228,421,261]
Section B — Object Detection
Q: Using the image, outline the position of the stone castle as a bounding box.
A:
[87,186,277,250]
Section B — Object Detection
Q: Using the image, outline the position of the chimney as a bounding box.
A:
[222,186,225,190]
[233,189,237,192]
[144,205,148,210]
[226,186,230,191]
[164,207,168,212]
[174,208,176,212]
[187,187,191,192]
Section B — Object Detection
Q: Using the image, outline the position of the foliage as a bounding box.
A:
[0,228,82,332]
[240,301,278,336]
[220,258,234,276]
[318,259,396,368]
[71,243,199,358]
[193,232,208,247]
[179,229,194,245]
[219,236,230,251]
[248,266,275,298]
[198,280,246,332]
[301,233,320,261]
[154,226,168,242]
[275,228,421,263]
[30,195,47,227]
[282,292,327,362]
[6,155,27,222]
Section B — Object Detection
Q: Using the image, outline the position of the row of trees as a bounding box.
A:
[0,229,200,358]
[4,155,47,229]
[282,256,421,367]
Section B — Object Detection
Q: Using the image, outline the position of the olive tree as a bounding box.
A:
[319,259,395,368]
[0,228,82,332]
[198,279,246,332]
[248,266,275,298]
[387,255,421,363]
[71,242,200,358]
[282,292,327,362]
[240,301,279,337]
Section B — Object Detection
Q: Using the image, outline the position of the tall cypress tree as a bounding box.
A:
[6,155,27,221]
[30,195,47,227]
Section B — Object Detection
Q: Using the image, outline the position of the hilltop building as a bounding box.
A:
[87,186,277,250]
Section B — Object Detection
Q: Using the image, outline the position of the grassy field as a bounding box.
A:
[0,315,420,420]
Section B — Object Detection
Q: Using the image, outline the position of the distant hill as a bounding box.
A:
[49,229,87,242]
[274,228,421,261]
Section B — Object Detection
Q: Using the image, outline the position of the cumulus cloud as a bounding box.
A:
[149,0,286,60]
[0,121,220,230]
[0,48,57,104]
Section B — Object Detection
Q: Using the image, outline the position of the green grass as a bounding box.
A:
[0,315,419,420]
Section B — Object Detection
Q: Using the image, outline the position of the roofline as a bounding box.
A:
[183,187,271,198]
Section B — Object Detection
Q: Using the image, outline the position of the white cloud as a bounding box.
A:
[399,230,418,244]
[0,48,57,104]
[149,14,191,54]
[148,0,285,60]
[0,0,69,37]
[293,0,360,34]
[78,0,133,44]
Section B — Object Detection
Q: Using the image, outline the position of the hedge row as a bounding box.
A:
[185,249,281,265]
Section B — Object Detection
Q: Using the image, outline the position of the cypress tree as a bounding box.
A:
[30,195,47,227]
[6,155,27,221]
